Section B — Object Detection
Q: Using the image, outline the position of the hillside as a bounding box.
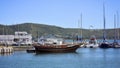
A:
[0,23,119,39]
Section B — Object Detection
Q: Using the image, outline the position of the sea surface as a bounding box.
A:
[0,48,120,68]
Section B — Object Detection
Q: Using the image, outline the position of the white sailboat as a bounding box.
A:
[112,12,120,48]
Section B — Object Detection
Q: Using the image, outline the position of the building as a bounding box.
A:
[0,35,14,45]
[0,31,32,45]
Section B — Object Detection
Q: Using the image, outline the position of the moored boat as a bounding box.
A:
[33,44,79,53]
[33,36,79,53]
[84,35,99,48]
[99,3,111,48]
[112,12,120,48]
[112,42,120,48]
[99,41,112,48]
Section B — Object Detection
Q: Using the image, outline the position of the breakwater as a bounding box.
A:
[0,46,34,54]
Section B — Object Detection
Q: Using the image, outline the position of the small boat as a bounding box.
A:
[112,42,120,48]
[26,49,35,53]
[33,36,79,53]
[112,12,120,48]
[84,35,99,48]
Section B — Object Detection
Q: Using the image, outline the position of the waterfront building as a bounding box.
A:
[0,31,32,45]
[0,35,14,45]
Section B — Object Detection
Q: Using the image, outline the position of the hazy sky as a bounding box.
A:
[0,0,120,29]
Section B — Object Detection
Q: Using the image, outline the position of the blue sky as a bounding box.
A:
[0,0,120,29]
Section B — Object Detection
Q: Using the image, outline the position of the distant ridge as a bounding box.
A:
[0,23,119,39]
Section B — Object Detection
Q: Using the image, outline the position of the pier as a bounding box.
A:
[0,46,13,53]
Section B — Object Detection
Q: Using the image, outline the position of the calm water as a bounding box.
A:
[0,48,120,68]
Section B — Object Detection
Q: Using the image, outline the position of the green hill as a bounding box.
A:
[0,23,119,39]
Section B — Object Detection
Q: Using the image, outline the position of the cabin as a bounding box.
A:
[38,36,64,45]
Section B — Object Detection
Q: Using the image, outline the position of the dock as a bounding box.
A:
[0,46,13,53]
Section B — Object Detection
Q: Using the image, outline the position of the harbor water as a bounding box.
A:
[0,48,120,68]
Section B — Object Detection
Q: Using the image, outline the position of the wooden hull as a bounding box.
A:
[34,45,79,53]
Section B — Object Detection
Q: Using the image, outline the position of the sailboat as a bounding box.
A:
[99,3,112,48]
[76,13,86,47]
[112,12,120,48]
[33,35,79,53]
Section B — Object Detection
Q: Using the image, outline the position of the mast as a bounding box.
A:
[114,14,117,42]
[77,17,80,41]
[103,3,106,42]
[116,11,119,40]
[77,13,83,41]
[80,13,82,40]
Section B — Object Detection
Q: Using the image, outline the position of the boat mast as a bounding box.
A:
[114,14,117,42]
[77,13,82,41]
[116,11,119,40]
[103,3,106,42]
[80,13,83,40]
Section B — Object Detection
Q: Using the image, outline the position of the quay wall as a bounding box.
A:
[13,46,34,51]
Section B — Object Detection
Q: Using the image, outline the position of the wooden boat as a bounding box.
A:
[33,44,79,53]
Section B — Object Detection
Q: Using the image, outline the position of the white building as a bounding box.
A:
[0,35,14,45]
[0,31,32,45]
